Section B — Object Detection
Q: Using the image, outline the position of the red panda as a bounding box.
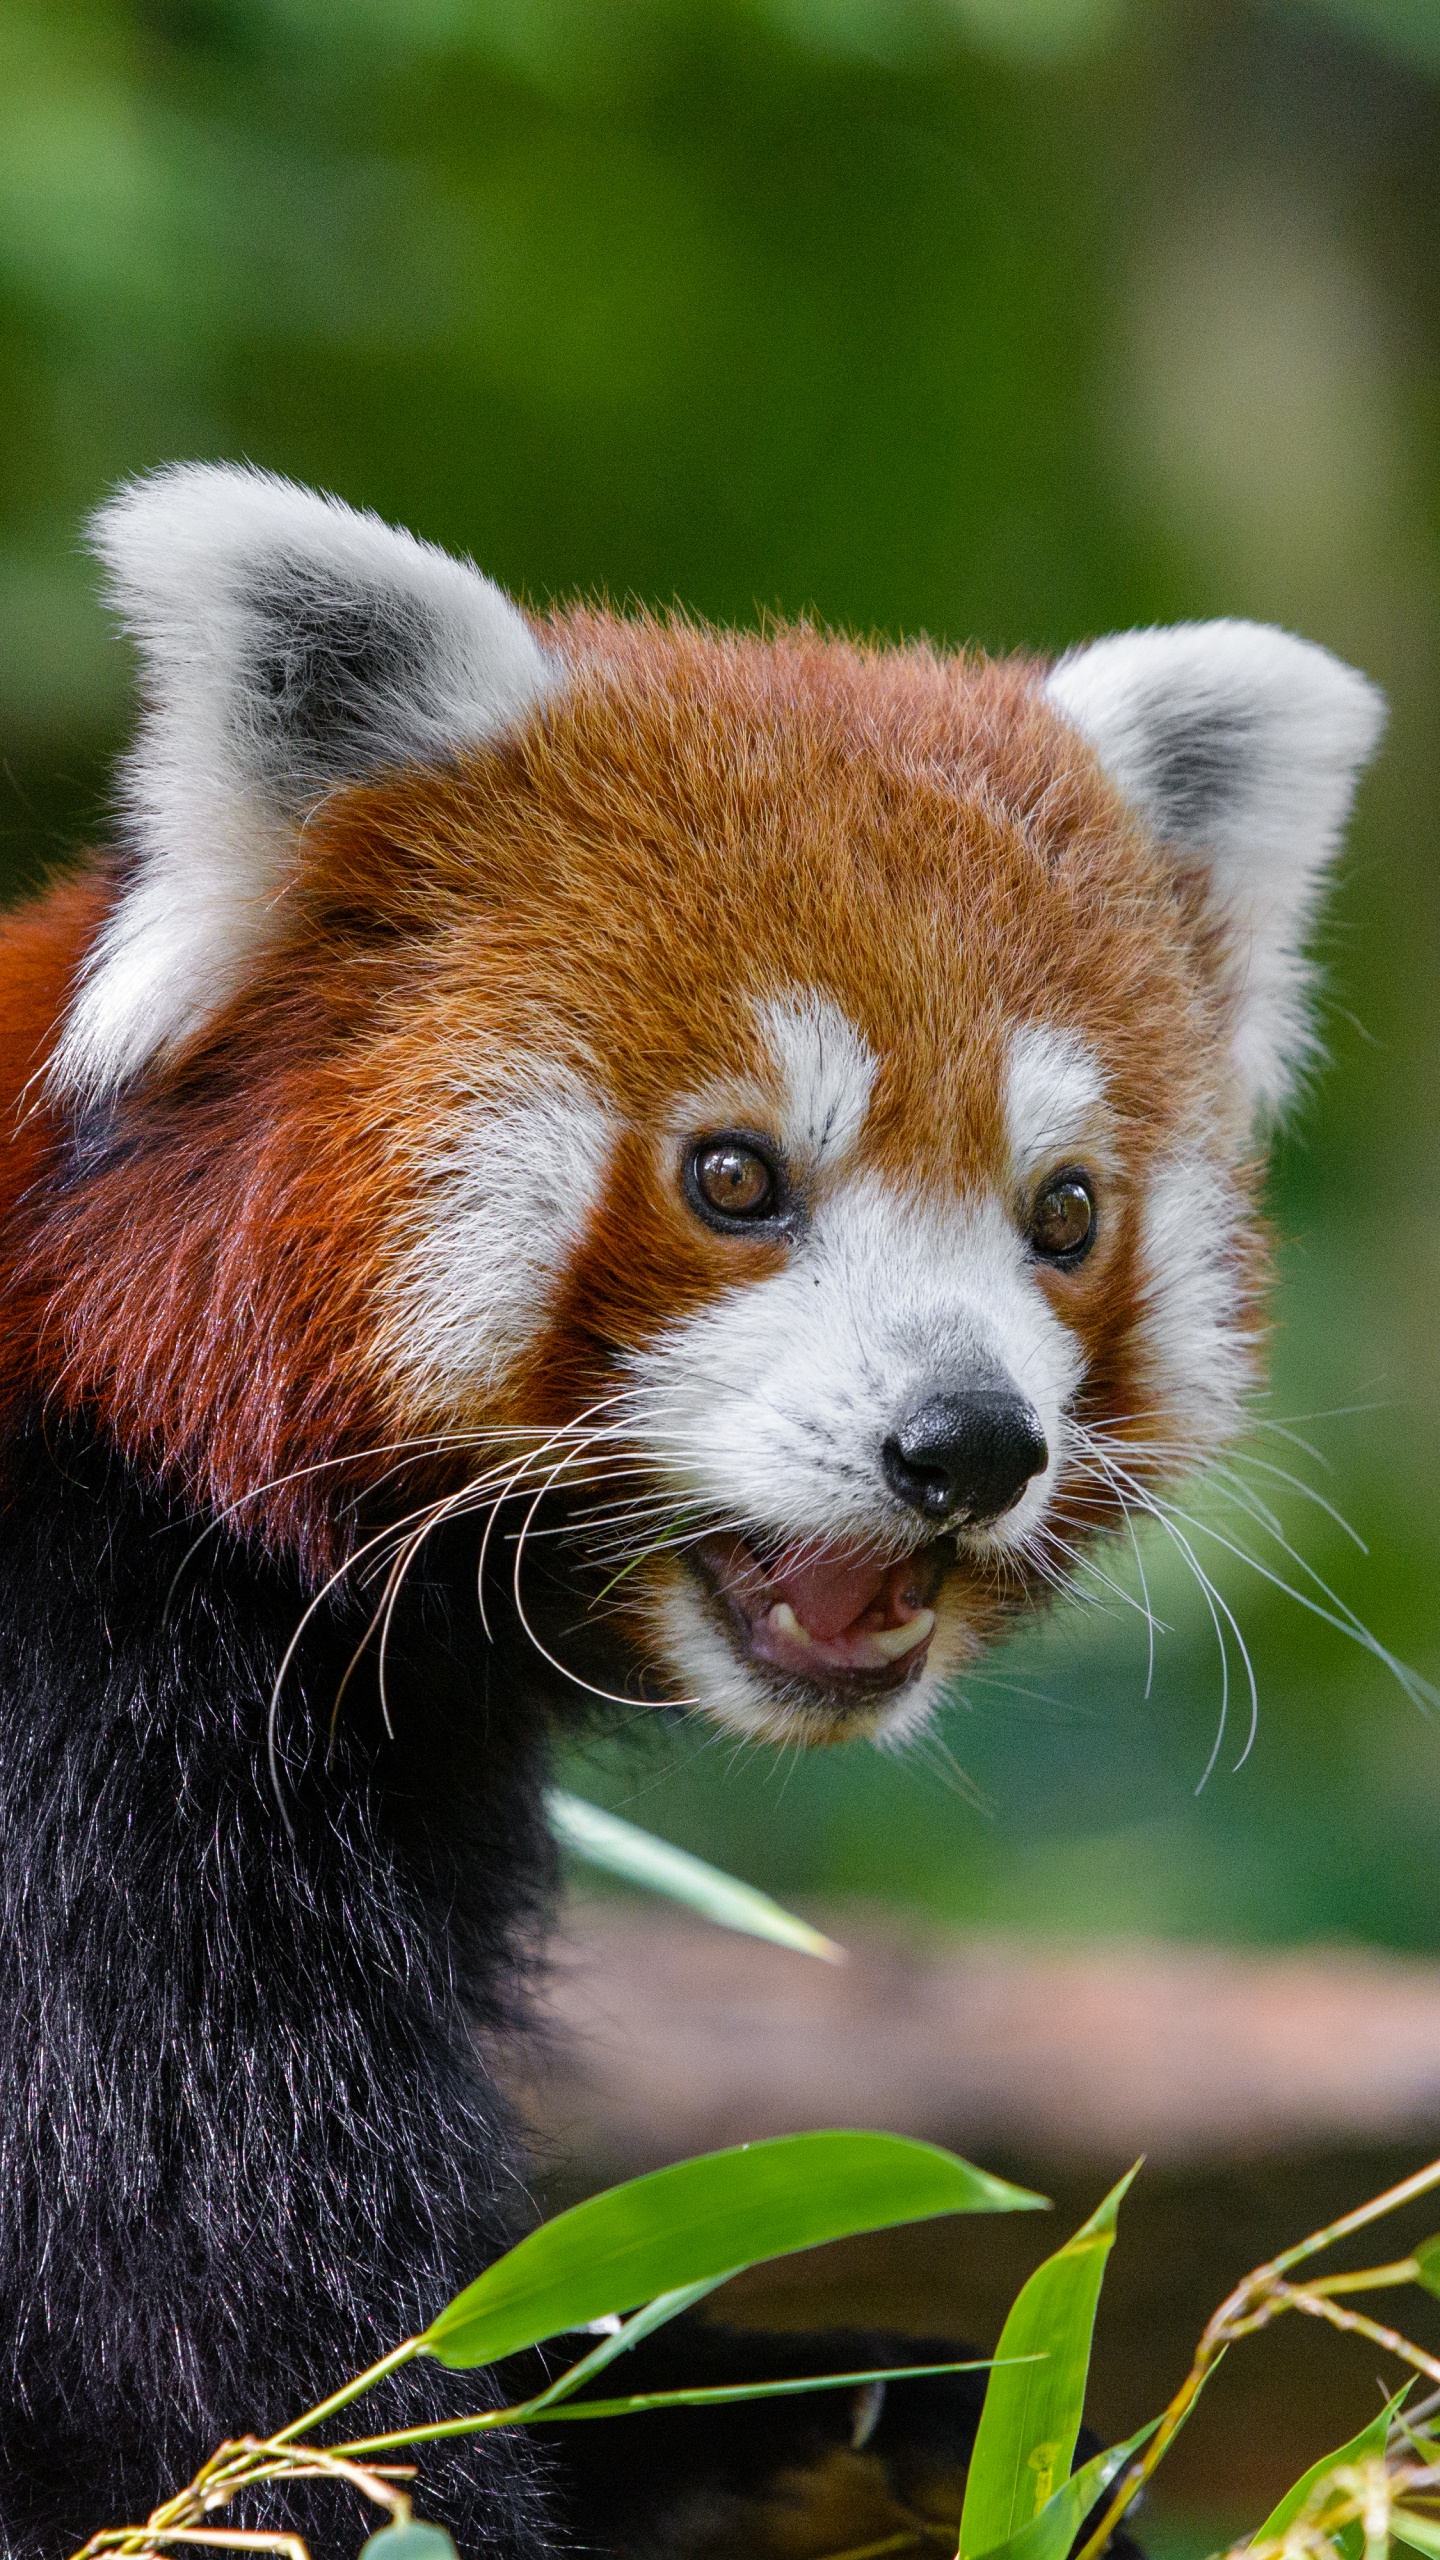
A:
[0,465,1382,2557]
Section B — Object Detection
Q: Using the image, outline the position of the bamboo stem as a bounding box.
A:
[270,2339,424,2446]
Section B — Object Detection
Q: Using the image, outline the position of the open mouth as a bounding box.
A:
[692,1531,945,1694]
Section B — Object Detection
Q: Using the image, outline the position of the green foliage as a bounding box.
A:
[959,2164,1136,2557]
[358,2528,459,2560]
[420,2130,1046,2369]
[502,2280,735,2417]
[544,1788,843,1960]
[1392,2516,1440,2560]
[1254,2389,1411,2558]
[67,2140,1440,2560]
[525,2354,999,2428]
[975,2421,1158,2560]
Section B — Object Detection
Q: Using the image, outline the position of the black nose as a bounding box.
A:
[882,1390,1049,1526]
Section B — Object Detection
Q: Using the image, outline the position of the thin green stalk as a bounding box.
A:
[525,2371,992,2424]
[1280,2285,1440,2384]
[330,2408,517,2458]
[269,2339,424,2446]
[515,2277,732,2416]
[1066,2342,1223,2560]
[1306,2260,1422,2298]
[1270,2160,1440,2281]
[334,2359,998,2459]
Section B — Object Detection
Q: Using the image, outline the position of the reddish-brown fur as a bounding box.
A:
[0,615,1263,1576]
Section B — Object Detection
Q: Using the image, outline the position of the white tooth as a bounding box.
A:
[866,1609,936,1663]
[768,1601,813,1647]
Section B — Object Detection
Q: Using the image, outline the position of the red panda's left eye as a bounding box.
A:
[686,1135,782,1227]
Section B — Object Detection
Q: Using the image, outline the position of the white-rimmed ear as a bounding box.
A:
[52,463,557,1102]
[1045,620,1385,1119]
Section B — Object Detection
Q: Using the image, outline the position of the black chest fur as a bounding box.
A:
[0,1418,563,2556]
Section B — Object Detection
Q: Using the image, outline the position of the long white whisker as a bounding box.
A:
[1023,1495,1163,1632]
[1079,1440,1258,1784]
[1143,1478,1437,1714]
[473,1397,640,1641]
[166,1427,501,1612]
[1217,1453,1369,1553]
[269,1396,653,1791]
[508,1460,702,1714]
[265,1506,432,1832]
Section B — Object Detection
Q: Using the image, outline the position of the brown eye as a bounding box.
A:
[1029,1171,1096,1265]
[687,1135,782,1227]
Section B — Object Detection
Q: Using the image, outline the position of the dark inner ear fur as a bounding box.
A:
[239,559,473,807]
[1126,696,1264,849]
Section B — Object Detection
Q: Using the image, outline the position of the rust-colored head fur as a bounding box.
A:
[0,466,1385,1743]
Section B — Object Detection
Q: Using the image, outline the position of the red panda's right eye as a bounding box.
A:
[1029,1170,1096,1264]
[688,1138,780,1224]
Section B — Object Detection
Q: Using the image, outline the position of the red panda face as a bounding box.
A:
[28,468,1385,1749]
[337,633,1253,1747]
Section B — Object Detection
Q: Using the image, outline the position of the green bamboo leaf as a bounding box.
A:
[1252,2387,1410,2555]
[423,2132,1048,2371]
[517,2277,732,2415]
[545,1790,845,1962]
[959,2164,1139,2559]
[526,2355,1006,2424]
[1393,2515,1440,2560]
[1413,2234,1440,2298]
[359,2527,459,2560]
[972,2420,1159,2560]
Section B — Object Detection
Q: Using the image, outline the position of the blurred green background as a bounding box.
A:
[5,0,1440,1953]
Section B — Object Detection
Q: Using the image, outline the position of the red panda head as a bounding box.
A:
[28,464,1384,1746]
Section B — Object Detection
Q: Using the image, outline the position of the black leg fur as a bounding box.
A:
[0,1417,561,2557]
[0,1418,1133,2560]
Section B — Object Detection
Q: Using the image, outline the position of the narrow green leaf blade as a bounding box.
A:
[1251,2387,1410,2555]
[973,2421,1159,2560]
[1392,2516,1440,2560]
[546,1789,845,1962]
[528,2356,1006,2423]
[423,2132,1049,2370]
[516,2276,734,2416]
[959,2164,1139,2559]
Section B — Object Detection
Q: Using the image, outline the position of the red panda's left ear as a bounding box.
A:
[1045,620,1386,1122]
[49,463,558,1104]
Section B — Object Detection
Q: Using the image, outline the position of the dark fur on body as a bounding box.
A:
[0,1409,563,2555]
[0,1414,1013,2559]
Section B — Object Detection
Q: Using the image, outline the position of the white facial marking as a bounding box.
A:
[380,1060,613,1409]
[1135,1148,1257,1455]
[1045,619,1385,1119]
[628,1174,1086,1741]
[756,991,876,1168]
[53,463,558,1102]
[1004,1022,1107,1180]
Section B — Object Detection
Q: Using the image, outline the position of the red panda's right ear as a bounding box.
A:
[49,463,558,1104]
[1044,620,1385,1124]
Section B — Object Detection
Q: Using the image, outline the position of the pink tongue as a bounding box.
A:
[765,1544,889,1643]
